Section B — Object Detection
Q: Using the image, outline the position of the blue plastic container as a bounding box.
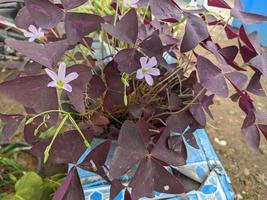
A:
[70,129,234,200]
[232,0,267,47]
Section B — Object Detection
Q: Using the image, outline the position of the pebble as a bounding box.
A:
[244,168,250,176]
[214,137,227,146]
[236,194,243,199]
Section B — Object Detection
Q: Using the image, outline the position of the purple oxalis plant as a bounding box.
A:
[0,0,267,199]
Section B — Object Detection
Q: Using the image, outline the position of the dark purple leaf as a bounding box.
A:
[258,125,267,140]
[224,24,239,39]
[79,141,111,170]
[167,135,186,157]
[168,93,182,111]
[166,111,195,133]
[139,32,163,58]
[103,90,124,112]
[208,0,231,9]
[103,61,124,111]
[109,121,147,178]
[31,129,93,164]
[197,56,228,97]
[0,75,57,113]
[225,71,248,90]
[24,61,43,75]
[124,190,132,200]
[239,26,256,52]
[189,85,214,126]
[102,9,138,44]
[249,52,267,80]
[219,45,238,62]
[114,48,142,73]
[246,71,266,97]
[104,61,123,91]
[88,75,106,100]
[180,15,209,52]
[242,111,256,129]
[136,118,151,143]
[239,41,257,63]
[238,91,254,115]
[65,12,104,44]
[150,0,182,22]
[129,158,184,199]
[25,0,64,28]
[110,179,124,200]
[0,114,24,142]
[52,167,85,200]
[66,65,92,113]
[5,39,70,69]
[61,0,87,9]
[231,0,267,24]
[15,7,35,29]
[152,128,186,166]
[241,125,260,151]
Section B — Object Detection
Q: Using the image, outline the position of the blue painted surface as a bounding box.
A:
[69,129,235,200]
[232,0,267,47]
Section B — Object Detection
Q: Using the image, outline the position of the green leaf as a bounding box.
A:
[14,172,43,200]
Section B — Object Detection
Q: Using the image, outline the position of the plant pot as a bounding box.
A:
[69,129,234,200]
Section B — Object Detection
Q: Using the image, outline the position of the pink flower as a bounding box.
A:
[136,56,160,86]
[45,63,79,92]
[24,25,44,42]
[123,0,139,8]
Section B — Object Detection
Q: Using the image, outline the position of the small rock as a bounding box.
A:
[236,194,243,199]
[244,168,250,176]
[214,137,227,146]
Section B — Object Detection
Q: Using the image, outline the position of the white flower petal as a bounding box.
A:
[62,84,72,92]
[28,25,38,33]
[28,37,35,42]
[146,57,157,68]
[24,31,34,38]
[45,68,58,81]
[47,81,57,88]
[58,63,66,80]
[148,67,160,76]
[136,69,144,79]
[140,56,148,67]
[65,72,79,83]
[145,74,154,86]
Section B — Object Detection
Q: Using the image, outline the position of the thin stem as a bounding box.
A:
[67,114,91,148]
[56,88,63,111]
[44,115,68,163]
[152,88,205,118]
[26,110,67,125]
[114,0,119,25]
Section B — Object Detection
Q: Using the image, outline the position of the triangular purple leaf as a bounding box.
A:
[150,0,182,22]
[0,114,24,142]
[197,56,228,97]
[5,39,70,69]
[0,74,58,113]
[129,158,184,199]
[52,167,85,200]
[180,15,209,53]
[25,0,64,28]
[61,0,87,10]
[109,121,147,178]
[65,12,104,44]
[102,9,138,44]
